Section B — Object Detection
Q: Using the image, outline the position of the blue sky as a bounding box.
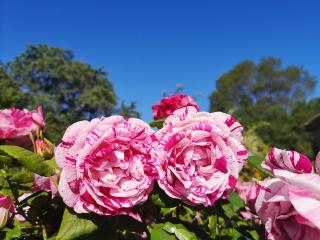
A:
[1,0,319,121]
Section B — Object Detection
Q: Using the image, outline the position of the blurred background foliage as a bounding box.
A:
[210,57,319,159]
[0,45,319,157]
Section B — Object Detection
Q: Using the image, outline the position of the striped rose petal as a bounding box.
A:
[262,148,313,174]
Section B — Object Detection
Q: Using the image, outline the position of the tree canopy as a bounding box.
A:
[0,64,26,108]
[3,44,118,142]
[210,57,318,157]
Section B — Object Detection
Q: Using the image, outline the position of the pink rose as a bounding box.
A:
[33,174,59,199]
[154,106,248,206]
[152,94,200,120]
[236,181,263,223]
[55,116,156,216]
[255,170,320,240]
[262,148,313,174]
[0,106,45,140]
[236,181,260,211]
[0,194,14,228]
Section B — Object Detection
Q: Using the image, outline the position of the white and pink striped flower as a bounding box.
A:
[0,194,14,228]
[33,174,59,199]
[55,116,156,216]
[236,180,261,211]
[0,106,45,140]
[262,148,313,174]
[255,170,320,240]
[152,94,200,120]
[154,106,248,206]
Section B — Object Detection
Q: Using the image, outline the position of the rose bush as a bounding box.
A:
[0,95,319,240]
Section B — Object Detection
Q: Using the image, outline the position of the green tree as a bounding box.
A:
[6,44,117,142]
[0,64,26,108]
[210,57,317,157]
[117,101,141,118]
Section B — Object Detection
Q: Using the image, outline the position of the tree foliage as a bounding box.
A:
[210,57,318,157]
[4,44,117,142]
[0,65,26,109]
[117,101,141,118]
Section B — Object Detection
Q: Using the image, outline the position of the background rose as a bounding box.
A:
[152,94,200,120]
[55,116,156,216]
[154,106,248,206]
[262,148,313,174]
[0,194,14,229]
[33,174,59,199]
[255,170,320,240]
[0,106,45,141]
[236,180,260,211]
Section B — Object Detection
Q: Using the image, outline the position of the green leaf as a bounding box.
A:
[0,145,54,176]
[230,228,242,240]
[221,204,236,218]
[175,228,197,240]
[149,119,165,129]
[0,155,12,165]
[56,208,98,240]
[9,168,33,183]
[46,157,59,169]
[151,224,176,240]
[163,222,176,234]
[249,230,260,240]
[4,225,22,239]
[208,215,217,238]
[228,192,245,210]
[151,193,166,207]
[161,222,197,240]
[248,155,272,177]
[0,189,13,197]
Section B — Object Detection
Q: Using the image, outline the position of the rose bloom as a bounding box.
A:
[33,174,59,199]
[152,94,200,120]
[255,170,320,240]
[262,148,313,174]
[236,180,260,211]
[55,116,156,216]
[154,106,248,206]
[0,106,45,140]
[0,194,14,228]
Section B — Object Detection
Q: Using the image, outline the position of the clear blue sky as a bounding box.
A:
[1,0,319,121]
